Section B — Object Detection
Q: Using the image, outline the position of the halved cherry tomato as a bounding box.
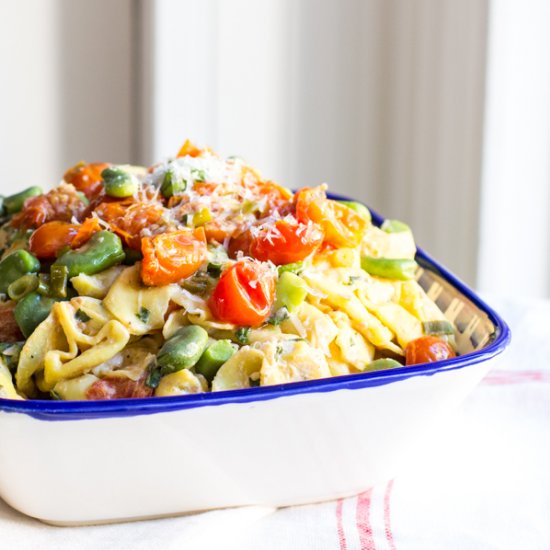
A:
[86,375,153,400]
[177,139,202,158]
[141,227,207,286]
[12,184,87,229]
[295,185,367,247]
[28,221,79,260]
[71,217,103,249]
[208,259,276,326]
[64,162,110,200]
[405,336,456,366]
[96,200,165,250]
[249,217,324,265]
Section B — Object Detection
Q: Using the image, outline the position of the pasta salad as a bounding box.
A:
[0,140,456,400]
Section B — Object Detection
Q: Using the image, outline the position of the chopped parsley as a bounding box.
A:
[268,307,289,326]
[136,307,150,323]
[235,327,251,345]
[75,309,91,323]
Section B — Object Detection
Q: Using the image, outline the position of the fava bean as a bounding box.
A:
[157,325,209,375]
[275,271,308,312]
[4,186,42,215]
[0,250,40,293]
[360,256,417,281]
[381,219,411,234]
[365,358,403,372]
[101,167,138,198]
[195,339,236,381]
[54,231,125,278]
[14,292,57,337]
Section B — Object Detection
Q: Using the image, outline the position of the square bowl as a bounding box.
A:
[0,197,510,525]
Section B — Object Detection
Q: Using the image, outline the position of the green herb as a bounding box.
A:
[136,306,150,323]
[268,307,289,326]
[145,367,162,389]
[235,327,251,345]
[191,168,206,182]
[75,309,91,323]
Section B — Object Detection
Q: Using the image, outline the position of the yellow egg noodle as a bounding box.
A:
[0,142,454,400]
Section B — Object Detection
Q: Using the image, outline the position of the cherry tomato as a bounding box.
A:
[249,217,324,265]
[64,162,110,200]
[208,259,276,326]
[28,221,79,260]
[405,335,456,366]
[295,186,367,247]
[141,227,207,286]
[176,139,202,158]
[12,184,87,229]
[228,229,254,259]
[95,200,165,250]
[86,376,153,400]
[70,217,103,249]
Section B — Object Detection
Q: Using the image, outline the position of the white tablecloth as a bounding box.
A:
[2,296,549,549]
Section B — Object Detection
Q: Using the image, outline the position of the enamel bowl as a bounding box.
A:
[0,200,510,525]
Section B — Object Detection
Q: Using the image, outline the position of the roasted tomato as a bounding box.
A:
[71,217,103,249]
[63,162,110,200]
[208,259,276,326]
[141,227,207,286]
[249,217,323,265]
[295,185,367,247]
[177,139,203,158]
[28,221,79,260]
[405,336,456,366]
[96,200,165,250]
[11,184,87,229]
[0,301,24,342]
[86,376,153,400]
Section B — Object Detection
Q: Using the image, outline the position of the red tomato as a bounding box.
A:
[295,186,367,247]
[64,162,110,200]
[86,376,153,400]
[141,228,207,286]
[208,260,276,326]
[95,199,165,250]
[249,217,324,265]
[405,336,456,366]
[12,184,87,229]
[28,221,79,260]
[70,217,103,249]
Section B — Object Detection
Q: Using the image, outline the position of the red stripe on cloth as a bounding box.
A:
[482,370,550,385]
[336,498,347,550]
[384,480,397,550]
[356,489,376,550]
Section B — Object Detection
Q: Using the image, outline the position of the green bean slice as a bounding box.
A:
[0,250,41,294]
[360,256,417,281]
[7,274,39,301]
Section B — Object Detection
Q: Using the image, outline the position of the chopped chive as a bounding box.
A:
[75,309,91,323]
[136,306,150,323]
[235,327,250,345]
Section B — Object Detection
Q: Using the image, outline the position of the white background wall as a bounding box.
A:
[1,0,548,297]
[0,0,135,193]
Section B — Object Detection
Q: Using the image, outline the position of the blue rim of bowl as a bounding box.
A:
[0,194,511,421]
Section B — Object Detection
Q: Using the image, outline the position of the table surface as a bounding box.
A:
[1,295,549,550]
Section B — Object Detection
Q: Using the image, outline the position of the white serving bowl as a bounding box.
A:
[0,205,510,525]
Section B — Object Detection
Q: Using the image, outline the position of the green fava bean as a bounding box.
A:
[160,169,187,198]
[0,250,41,294]
[338,200,371,222]
[381,219,411,233]
[54,230,125,278]
[157,325,209,375]
[275,271,308,312]
[4,186,43,215]
[195,339,236,381]
[101,167,138,198]
[365,358,404,372]
[360,256,417,281]
[14,292,57,337]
